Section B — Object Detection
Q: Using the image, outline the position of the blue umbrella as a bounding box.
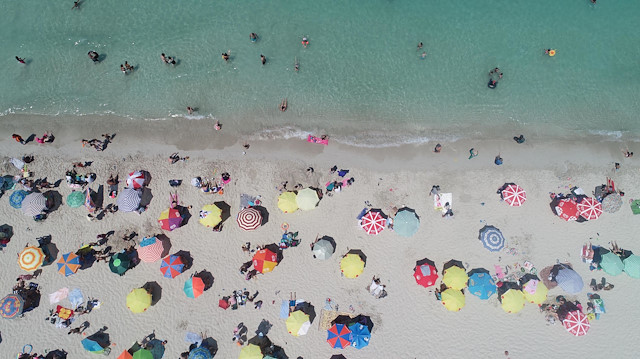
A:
[555,267,584,294]
[348,323,371,350]
[160,255,185,278]
[1,293,24,319]
[9,190,28,209]
[393,208,420,237]
[81,338,105,353]
[478,225,505,252]
[467,270,496,300]
[188,347,212,359]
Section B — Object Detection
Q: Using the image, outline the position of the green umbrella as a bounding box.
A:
[133,349,153,359]
[67,191,86,208]
[623,255,640,278]
[393,208,420,237]
[109,252,131,276]
[600,252,624,276]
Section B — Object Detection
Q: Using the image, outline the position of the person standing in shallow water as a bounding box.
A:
[16,56,26,64]
[260,54,266,65]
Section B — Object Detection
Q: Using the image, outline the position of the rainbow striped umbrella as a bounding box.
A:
[158,208,183,231]
[18,246,44,272]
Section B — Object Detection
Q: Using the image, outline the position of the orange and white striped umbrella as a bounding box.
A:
[18,246,45,272]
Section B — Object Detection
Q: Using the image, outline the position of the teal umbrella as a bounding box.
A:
[393,208,420,237]
[109,252,131,276]
[81,338,105,354]
[623,255,640,278]
[67,191,86,208]
[600,252,624,276]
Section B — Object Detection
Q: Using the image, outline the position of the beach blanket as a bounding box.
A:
[280,299,305,319]
[318,309,355,330]
[49,287,69,304]
[434,193,453,213]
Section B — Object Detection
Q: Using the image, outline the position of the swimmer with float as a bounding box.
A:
[545,49,556,57]
[250,33,258,42]
[302,37,309,48]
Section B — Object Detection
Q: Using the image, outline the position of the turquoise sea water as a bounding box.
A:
[1,0,639,146]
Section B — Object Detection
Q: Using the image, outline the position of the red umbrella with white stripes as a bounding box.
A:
[502,184,526,207]
[577,197,603,221]
[237,207,262,231]
[360,210,386,235]
[138,236,164,263]
[126,171,146,190]
[563,310,590,336]
[555,198,579,221]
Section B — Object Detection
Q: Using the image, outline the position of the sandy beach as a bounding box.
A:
[1,115,639,358]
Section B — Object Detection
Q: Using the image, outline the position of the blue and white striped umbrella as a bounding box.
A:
[478,225,505,252]
[117,187,142,212]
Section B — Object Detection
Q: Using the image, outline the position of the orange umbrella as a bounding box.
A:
[252,249,278,273]
[118,350,133,359]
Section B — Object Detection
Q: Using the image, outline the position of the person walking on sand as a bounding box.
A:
[469,148,478,159]
[434,143,442,153]
[16,56,26,64]
[12,134,26,145]
[214,120,221,131]
[494,155,503,165]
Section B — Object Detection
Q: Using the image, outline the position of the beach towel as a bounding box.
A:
[434,193,453,213]
[49,287,69,304]
[10,157,25,170]
[185,332,203,346]
[68,288,84,309]
[338,169,349,177]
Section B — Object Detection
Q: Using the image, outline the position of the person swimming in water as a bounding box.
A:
[88,51,99,62]
[302,37,309,48]
[260,54,266,65]
[420,52,427,59]
[16,56,26,64]
[222,53,229,61]
[488,79,497,89]
[250,33,258,42]
[280,99,288,112]
[161,53,168,63]
[294,57,299,72]
[120,64,127,74]
[417,42,423,50]
[125,61,133,71]
[71,1,81,10]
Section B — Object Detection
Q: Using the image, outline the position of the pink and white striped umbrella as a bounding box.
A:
[126,171,146,190]
[563,310,590,336]
[502,184,526,206]
[577,197,603,221]
[138,237,164,263]
[360,210,386,235]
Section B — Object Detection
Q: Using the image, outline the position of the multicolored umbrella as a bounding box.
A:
[502,184,526,206]
[296,188,319,211]
[442,266,468,290]
[348,323,371,349]
[600,252,624,276]
[286,310,311,336]
[9,190,28,209]
[327,323,351,349]
[1,293,24,319]
[57,252,81,276]
[81,337,106,354]
[577,197,603,220]
[478,225,505,252]
[522,279,548,305]
[109,252,131,276]
[501,289,525,314]
[67,191,86,208]
[341,253,365,278]
[21,192,47,216]
[184,276,205,298]
[158,208,183,231]
[160,255,184,278]
[312,238,335,260]
[117,187,142,212]
[467,271,496,300]
[441,288,465,312]
[360,210,386,235]
[238,344,262,359]
[623,255,640,278]
[199,204,222,228]
[18,246,45,272]
[555,198,579,221]
[126,288,152,313]
[126,171,146,190]
[253,248,278,273]
[138,237,164,263]
[188,347,212,359]
[414,259,438,288]
[602,193,623,213]
[393,208,420,237]
[563,310,590,336]
[237,207,262,231]
[277,191,298,213]
[132,349,153,359]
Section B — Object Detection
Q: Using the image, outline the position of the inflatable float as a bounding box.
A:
[488,80,498,89]
[307,135,328,145]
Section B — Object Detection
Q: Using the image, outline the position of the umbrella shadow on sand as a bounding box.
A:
[142,281,162,306]
[140,188,154,208]
[174,250,193,271]
[201,337,218,356]
[346,249,367,265]
[87,326,111,349]
[443,259,465,271]
[253,205,269,226]
[44,190,63,213]
[194,270,215,290]
[44,349,68,359]
[295,302,316,323]
[176,205,192,226]
[256,319,273,336]
[214,201,231,223]
[155,234,172,258]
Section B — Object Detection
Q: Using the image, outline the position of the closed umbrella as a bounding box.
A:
[117,188,142,212]
[623,255,640,278]
[18,246,44,272]
[577,197,603,220]
[296,188,319,211]
[199,204,222,228]
[393,208,419,237]
[238,344,263,359]
[109,252,131,276]
[286,310,311,336]
[348,323,371,349]
[67,191,86,208]
[360,210,386,235]
[277,191,298,213]
[160,255,184,278]
[501,289,525,314]
[126,288,152,313]
[184,276,205,299]
[188,347,212,359]
[442,266,468,290]
[10,190,28,209]
[327,323,351,349]
[341,253,365,278]
[138,237,164,263]
[599,252,624,276]
[126,171,146,189]
[21,192,47,216]
[522,279,548,305]
[563,310,590,336]
[441,288,465,312]
[414,259,438,288]
[1,293,24,319]
[602,193,622,213]
[478,225,505,252]
[502,184,526,206]
[252,248,278,273]
[312,239,335,260]
[555,267,584,294]
[158,208,183,231]
[467,271,496,300]
[56,252,81,276]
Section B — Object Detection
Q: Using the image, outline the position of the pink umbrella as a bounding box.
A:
[126,171,146,190]
[502,184,526,206]
[563,310,590,336]
[138,237,164,263]
[577,197,603,220]
[360,210,386,235]
[555,198,579,221]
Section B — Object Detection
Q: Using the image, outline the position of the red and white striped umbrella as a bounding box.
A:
[138,237,164,263]
[502,184,526,206]
[237,207,262,231]
[126,171,146,190]
[563,310,590,336]
[577,197,603,221]
[360,210,386,235]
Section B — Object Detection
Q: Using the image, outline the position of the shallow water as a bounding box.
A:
[1,0,639,146]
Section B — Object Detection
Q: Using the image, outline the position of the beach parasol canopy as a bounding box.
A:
[327,323,351,349]
[286,310,311,336]
[442,265,468,290]
[21,192,47,217]
[184,276,205,299]
[563,310,590,336]
[296,188,319,211]
[502,184,526,206]
[138,237,164,263]
[522,279,549,305]
[330,356,347,359]
[118,350,133,359]
[555,198,579,221]
[188,347,212,359]
[253,248,279,273]
[160,255,184,278]
[360,209,386,235]
[601,193,622,213]
[158,208,183,231]
[278,191,298,213]
[81,337,106,354]
[132,349,153,359]
[348,323,371,349]
[238,344,263,359]
[478,225,505,252]
[237,207,262,230]
[467,270,496,300]
[312,238,335,260]
[109,252,131,276]
[117,188,142,212]
[501,289,526,313]
[126,171,146,190]
[441,288,465,312]
[393,208,420,237]
[18,246,45,272]
[67,191,86,208]
[341,253,365,278]
[414,259,438,288]
[10,189,29,209]
[199,204,222,228]
[599,252,624,276]
[623,255,640,278]
[57,252,81,276]
[577,197,603,220]
[1,293,24,319]
[555,267,584,294]
[126,288,152,313]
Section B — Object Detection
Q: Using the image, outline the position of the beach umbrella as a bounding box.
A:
[0,293,24,319]
[18,246,44,272]
[56,252,81,277]
[502,184,526,206]
[126,171,146,189]
[478,225,505,252]
[252,248,279,273]
[286,310,311,336]
[501,289,525,313]
[238,344,262,359]
[126,288,152,313]
[577,197,603,220]
[341,253,365,278]
[160,255,184,278]
[467,271,496,300]
[393,208,420,237]
[599,252,624,276]
[602,193,622,213]
[277,191,298,213]
[81,338,106,354]
[442,266,468,290]
[109,252,131,276]
[237,207,262,230]
[555,198,579,221]
[138,237,164,263]
[555,267,584,294]
[522,279,548,305]
[118,350,133,359]
[312,239,335,260]
[330,356,347,359]
[67,191,85,208]
[563,310,590,336]
[296,188,319,211]
[188,347,212,359]
[158,208,183,231]
[9,190,28,209]
[360,210,386,235]
[414,259,438,288]
[117,187,142,212]
[327,323,351,349]
[441,288,465,312]
[348,323,371,349]
[184,276,205,298]
[623,255,640,278]
[199,204,222,228]
[132,349,153,359]
[21,192,47,216]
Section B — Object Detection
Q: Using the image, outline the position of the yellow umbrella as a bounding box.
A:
[442,266,468,290]
[286,310,311,336]
[340,253,365,278]
[126,288,152,313]
[523,280,549,305]
[238,344,263,359]
[295,188,319,211]
[441,288,465,312]
[501,289,526,314]
[199,204,222,228]
[18,246,45,272]
[277,192,298,213]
